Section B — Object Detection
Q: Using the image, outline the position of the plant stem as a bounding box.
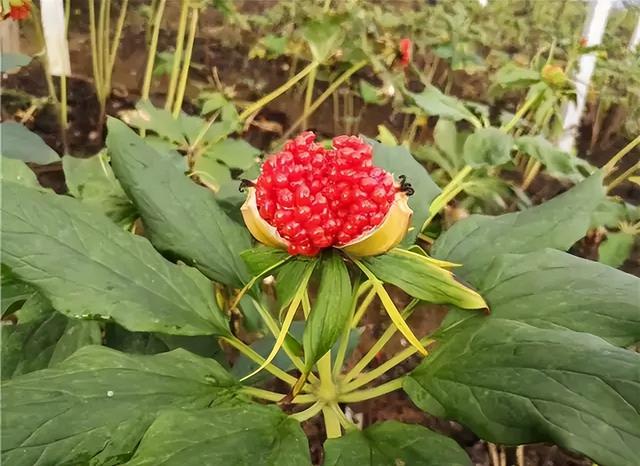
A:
[606,162,639,192]
[291,402,324,422]
[350,288,376,327]
[88,0,103,104]
[501,89,543,133]
[240,386,315,404]
[603,134,640,173]
[282,60,367,139]
[302,67,317,129]
[343,341,430,393]
[141,0,166,102]
[521,159,541,190]
[329,403,356,431]
[239,61,319,122]
[172,7,199,118]
[343,299,419,384]
[107,0,129,83]
[421,165,472,231]
[222,336,298,386]
[332,283,364,377]
[338,377,404,403]
[322,406,343,438]
[165,0,190,111]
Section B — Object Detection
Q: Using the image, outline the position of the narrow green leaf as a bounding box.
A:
[205,138,260,171]
[276,258,316,311]
[1,346,241,466]
[0,52,32,73]
[0,122,60,164]
[363,249,486,310]
[492,63,541,88]
[410,86,479,125]
[404,319,640,466]
[598,232,635,268]
[241,245,290,277]
[432,172,606,271]
[463,126,513,167]
[323,421,471,466]
[515,135,582,179]
[63,153,137,227]
[126,405,311,466]
[303,252,352,370]
[107,118,251,288]
[120,100,186,144]
[1,182,229,336]
[0,158,41,188]
[367,138,441,245]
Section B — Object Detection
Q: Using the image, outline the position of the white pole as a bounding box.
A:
[557,0,613,153]
[630,15,640,51]
[40,0,71,76]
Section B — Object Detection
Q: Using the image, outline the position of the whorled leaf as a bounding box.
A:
[1,182,229,336]
[107,118,251,288]
[404,319,640,466]
[125,405,311,466]
[1,346,241,466]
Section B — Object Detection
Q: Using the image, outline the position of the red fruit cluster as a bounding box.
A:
[2,1,31,20]
[255,132,396,256]
[399,38,412,68]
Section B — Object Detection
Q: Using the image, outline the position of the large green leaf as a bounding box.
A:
[0,122,60,164]
[0,267,36,316]
[404,319,640,466]
[463,127,513,167]
[410,87,479,125]
[126,405,311,466]
[515,135,582,179]
[302,19,344,62]
[323,421,471,466]
[0,157,41,188]
[107,118,251,288]
[1,182,229,336]
[63,153,137,227]
[432,172,605,270]
[598,232,635,268]
[2,311,101,380]
[1,346,241,466]
[463,249,640,346]
[368,138,441,245]
[303,252,352,370]
[363,248,486,309]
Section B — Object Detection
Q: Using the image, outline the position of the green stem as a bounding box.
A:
[603,134,640,173]
[240,386,315,404]
[222,336,298,386]
[88,0,103,104]
[329,403,356,431]
[322,406,343,438]
[351,287,376,328]
[606,162,639,192]
[421,165,472,231]
[282,59,367,140]
[239,61,319,122]
[102,0,111,98]
[343,299,419,384]
[342,342,429,393]
[172,7,199,118]
[332,282,364,377]
[291,402,324,422]
[302,67,317,129]
[97,0,108,97]
[141,0,166,101]
[339,377,404,403]
[501,89,543,133]
[107,0,129,81]
[165,0,190,111]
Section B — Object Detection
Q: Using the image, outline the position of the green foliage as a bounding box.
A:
[463,127,513,167]
[0,122,60,164]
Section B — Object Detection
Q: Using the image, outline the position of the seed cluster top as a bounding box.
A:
[255,132,397,255]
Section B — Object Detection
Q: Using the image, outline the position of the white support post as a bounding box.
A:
[630,15,640,51]
[557,0,613,153]
[40,0,71,76]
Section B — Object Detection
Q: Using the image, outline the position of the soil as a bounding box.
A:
[2,4,638,465]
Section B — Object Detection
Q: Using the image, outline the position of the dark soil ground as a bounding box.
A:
[2,4,638,465]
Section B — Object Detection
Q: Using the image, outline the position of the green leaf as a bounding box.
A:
[200,91,228,115]
[493,63,541,89]
[432,172,606,271]
[302,19,344,62]
[515,135,580,179]
[410,86,479,125]
[303,252,352,370]
[120,101,186,144]
[363,248,486,309]
[463,127,513,167]
[359,80,381,104]
[262,34,288,56]
[323,421,471,466]
[1,182,230,336]
[469,249,640,346]
[205,138,260,171]
[107,118,251,288]
[404,319,640,466]
[63,153,137,227]
[433,118,465,170]
[368,138,441,245]
[241,245,290,277]
[1,346,241,465]
[1,268,36,316]
[275,258,316,311]
[0,122,60,164]
[0,157,41,188]
[599,232,635,268]
[0,52,32,73]
[127,405,311,466]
